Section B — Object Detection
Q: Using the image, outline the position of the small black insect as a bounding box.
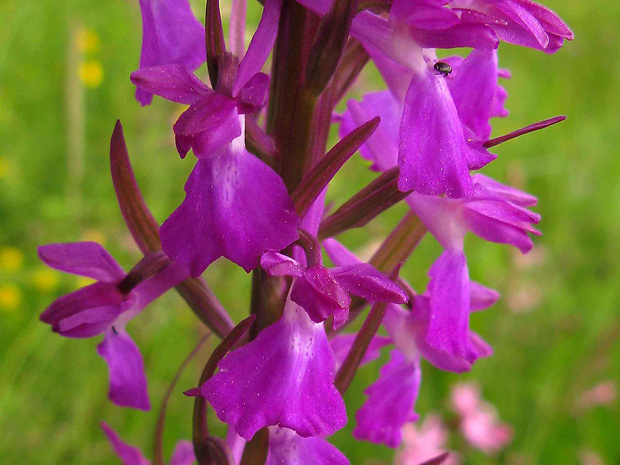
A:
[433,61,452,77]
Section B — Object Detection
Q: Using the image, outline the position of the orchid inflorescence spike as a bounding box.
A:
[38,0,572,462]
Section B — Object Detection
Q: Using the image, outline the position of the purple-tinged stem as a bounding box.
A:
[268,1,320,192]
[250,0,320,336]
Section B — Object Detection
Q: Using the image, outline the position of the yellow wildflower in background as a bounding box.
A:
[79,60,104,88]
[33,268,60,292]
[81,230,107,245]
[0,284,22,312]
[0,247,24,272]
[77,28,100,54]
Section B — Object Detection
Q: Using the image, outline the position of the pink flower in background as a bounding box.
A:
[577,381,616,411]
[451,382,513,454]
[578,449,605,465]
[395,415,459,465]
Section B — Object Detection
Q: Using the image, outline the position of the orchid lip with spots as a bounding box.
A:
[36,0,572,461]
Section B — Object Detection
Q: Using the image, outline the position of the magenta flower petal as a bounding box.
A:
[136,0,206,105]
[464,139,498,171]
[41,282,127,337]
[407,295,490,372]
[341,91,400,172]
[478,0,573,53]
[447,49,506,142]
[398,69,472,198]
[390,0,499,50]
[515,0,574,39]
[469,281,500,311]
[130,64,210,105]
[233,0,283,95]
[173,94,241,158]
[97,328,151,411]
[291,266,351,328]
[366,46,413,102]
[406,193,467,250]
[260,251,304,277]
[473,174,538,207]
[236,73,270,114]
[299,187,327,238]
[391,0,461,30]
[170,441,195,465]
[226,429,246,464]
[38,242,125,282]
[462,198,541,254]
[332,263,407,304]
[161,146,299,275]
[199,300,346,440]
[469,332,493,360]
[426,250,470,358]
[353,349,421,448]
[101,422,151,465]
[131,261,189,312]
[266,427,349,465]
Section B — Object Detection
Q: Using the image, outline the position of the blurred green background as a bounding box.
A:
[0,0,618,463]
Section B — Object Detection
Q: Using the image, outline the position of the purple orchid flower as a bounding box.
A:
[300,0,569,197]
[131,0,282,156]
[135,0,206,106]
[340,54,540,364]
[159,129,300,276]
[101,422,195,465]
[187,297,347,441]
[386,0,573,53]
[260,247,407,329]
[131,1,298,277]
[354,349,422,448]
[297,0,572,53]
[131,62,269,160]
[266,426,349,465]
[324,239,498,447]
[404,177,540,362]
[448,0,574,53]
[39,242,187,410]
[340,47,509,196]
